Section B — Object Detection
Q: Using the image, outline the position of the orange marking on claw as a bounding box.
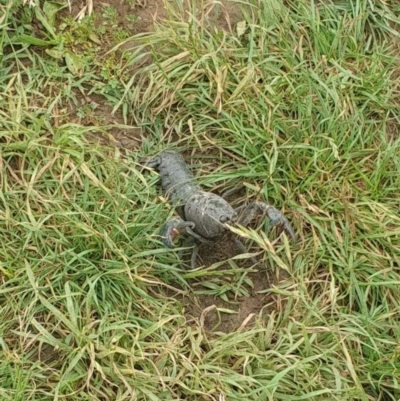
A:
[171,228,180,237]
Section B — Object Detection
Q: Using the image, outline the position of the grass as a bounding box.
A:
[1,0,400,400]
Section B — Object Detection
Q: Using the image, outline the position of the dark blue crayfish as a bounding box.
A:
[143,151,295,268]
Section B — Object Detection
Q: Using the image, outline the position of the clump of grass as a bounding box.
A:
[114,0,400,399]
[2,0,400,400]
[0,93,193,398]
[2,0,134,120]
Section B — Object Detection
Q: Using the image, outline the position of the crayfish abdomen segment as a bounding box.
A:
[147,151,200,201]
[184,191,237,239]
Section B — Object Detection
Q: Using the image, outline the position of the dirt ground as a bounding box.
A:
[58,0,289,333]
[180,238,289,333]
[65,0,244,34]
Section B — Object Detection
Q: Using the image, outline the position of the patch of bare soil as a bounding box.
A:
[31,342,62,367]
[181,238,288,333]
[64,0,168,34]
[81,0,244,34]
[69,93,142,150]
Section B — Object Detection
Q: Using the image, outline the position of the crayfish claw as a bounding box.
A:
[266,208,296,242]
[236,202,296,242]
[160,216,195,248]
